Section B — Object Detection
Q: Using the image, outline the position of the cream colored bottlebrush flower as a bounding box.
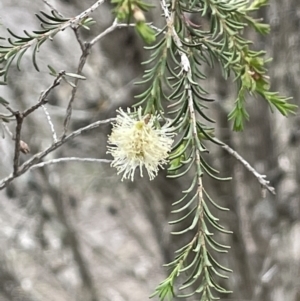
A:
[107,107,175,181]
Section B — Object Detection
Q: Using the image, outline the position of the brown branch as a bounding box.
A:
[23,71,64,117]
[3,108,27,174]
[2,104,23,174]
[1,16,134,188]
[62,19,134,137]
[62,44,91,136]
[13,112,23,175]
[73,27,85,52]
[0,117,114,190]
[3,72,64,174]
[1,5,136,187]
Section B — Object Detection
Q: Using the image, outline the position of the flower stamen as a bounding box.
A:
[107,107,175,181]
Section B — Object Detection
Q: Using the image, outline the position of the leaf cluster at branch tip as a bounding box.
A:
[0,9,95,86]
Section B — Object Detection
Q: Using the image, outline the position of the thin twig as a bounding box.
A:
[23,71,64,118]
[3,105,26,174]
[42,0,64,17]
[13,112,23,175]
[43,0,86,53]
[149,23,163,33]
[0,118,114,190]
[3,104,16,115]
[62,19,134,136]
[73,27,85,52]
[62,0,113,137]
[90,18,120,45]
[62,45,91,136]
[90,21,159,46]
[72,0,106,24]
[3,72,64,174]
[11,0,106,55]
[221,143,276,195]
[31,157,111,169]
[42,105,58,142]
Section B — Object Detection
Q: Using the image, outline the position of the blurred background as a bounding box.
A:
[0,1,299,300]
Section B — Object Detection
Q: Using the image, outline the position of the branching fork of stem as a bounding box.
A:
[3,71,64,175]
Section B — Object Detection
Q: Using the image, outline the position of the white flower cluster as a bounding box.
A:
[107,107,175,181]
